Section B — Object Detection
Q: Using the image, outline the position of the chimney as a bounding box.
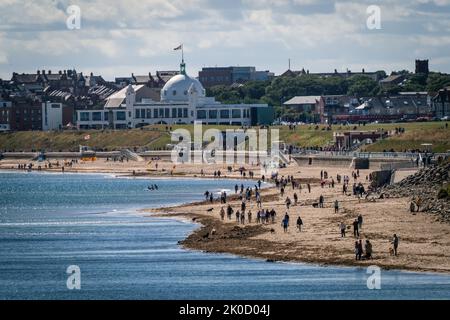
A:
[37,70,41,75]
[48,70,52,75]
[59,70,62,75]
[90,72,93,76]
[362,68,365,74]
[42,70,46,75]
[63,70,67,75]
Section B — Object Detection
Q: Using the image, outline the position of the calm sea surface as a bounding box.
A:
[0,171,449,300]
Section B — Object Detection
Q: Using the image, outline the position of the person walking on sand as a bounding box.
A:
[296,216,303,232]
[220,207,225,221]
[307,183,311,193]
[285,197,292,209]
[392,234,399,256]
[353,219,359,237]
[248,210,252,224]
[293,193,298,206]
[236,210,240,223]
[240,211,245,225]
[340,222,346,237]
[334,200,339,213]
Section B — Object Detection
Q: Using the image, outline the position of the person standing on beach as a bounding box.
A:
[293,193,298,206]
[209,193,213,203]
[235,184,239,194]
[227,205,233,220]
[236,210,240,223]
[353,219,360,237]
[334,200,339,213]
[248,210,252,224]
[296,216,303,232]
[240,211,245,225]
[258,180,262,189]
[282,215,289,233]
[220,207,225,221]
[204,191,210,200]
[355,240,363,260]
[241,201,246,215]
[319,195,324,208]
[357,214,363,229]
[365,240,373,259]
[307,183,311,193]
[392,234,399,256]
[340,222,346,237]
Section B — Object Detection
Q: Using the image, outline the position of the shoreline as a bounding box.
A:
[149,201,450,275]
[2,159,450,275]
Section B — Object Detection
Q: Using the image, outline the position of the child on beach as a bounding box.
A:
[220,207,225,221]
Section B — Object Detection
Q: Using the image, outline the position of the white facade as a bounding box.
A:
[42,102,63,131]
[77,64,270,129]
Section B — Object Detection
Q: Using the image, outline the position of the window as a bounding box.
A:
[154,109,158,118]
[165,108,170,118]
[220,110,230,119]
[232,109,241,118]
[147,109,152,119]
[197,110,207,119]
[159,108,164,117]
[172,108,177,118]
[173,90,177,96]
[178,108,183,118]
[92,112,102,121]
[183,108,188,118]
[141,109,146,118]
[116,111,126,121]
[209,110,217,119]
[135,109,140,118]
[80,112,90,121]
[104,112,109,121]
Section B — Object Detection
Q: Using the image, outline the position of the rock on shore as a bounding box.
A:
[381,161,450,221]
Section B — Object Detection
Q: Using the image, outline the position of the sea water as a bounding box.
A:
[0,171,449,300]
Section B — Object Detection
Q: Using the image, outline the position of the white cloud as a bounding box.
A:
[0,0,449,79]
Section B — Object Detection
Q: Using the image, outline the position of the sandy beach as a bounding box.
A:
[2,157,450,274]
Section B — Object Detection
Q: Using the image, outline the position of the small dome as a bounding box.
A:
[161,74,205,102]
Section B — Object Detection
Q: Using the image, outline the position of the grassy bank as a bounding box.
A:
[0,122,448,152]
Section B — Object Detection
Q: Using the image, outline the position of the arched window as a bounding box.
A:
[173,90,177,96]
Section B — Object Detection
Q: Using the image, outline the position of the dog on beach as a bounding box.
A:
[270,228,275,234]
[312,203,319,208]
[389,247,395,256]
[206,208,214,212]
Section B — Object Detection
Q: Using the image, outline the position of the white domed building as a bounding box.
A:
[77,60,273,130]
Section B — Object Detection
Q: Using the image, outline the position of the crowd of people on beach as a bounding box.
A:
[201,164,402,263]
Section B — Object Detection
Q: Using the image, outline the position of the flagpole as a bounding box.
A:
[182,44,184,63]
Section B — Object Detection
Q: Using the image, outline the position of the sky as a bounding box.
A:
[0,0,450,80]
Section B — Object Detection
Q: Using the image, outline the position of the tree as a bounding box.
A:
[347,75,380,97]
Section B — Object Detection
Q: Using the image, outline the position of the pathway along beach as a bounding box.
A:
[1,157,450,274]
